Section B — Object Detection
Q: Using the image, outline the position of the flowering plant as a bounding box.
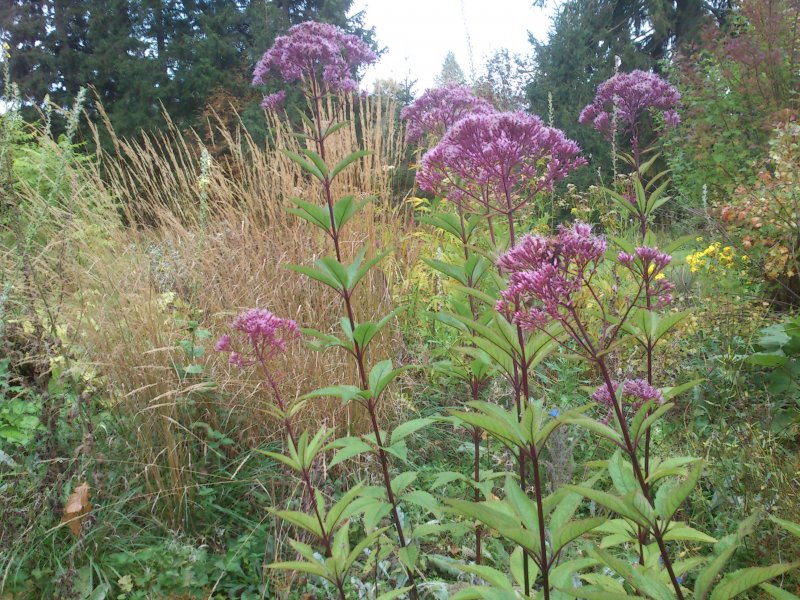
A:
[253,21,376,109]
[401,83,494,145]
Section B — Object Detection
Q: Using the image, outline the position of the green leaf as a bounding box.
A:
[286,262,343,292]
[327,436,374,468]
[376,588,412,600]
[272,510,323,538]
[390,471,418,495]
[332,195,369,231]
[564,485,650,527]
[282,149,324,181]
[286,197,331,233]
[695,545,739,600]
[324,483,366,531]
[662,378,704,401]
[456,564,514,591]
[401,489,439,513]
[559,587,640,600]
[423,258,469,286]
[330,150,370,180]
[368,359,406,401]
[663,522,717,544]
[770,515,800,537]
[321,119,350,139]
[760,583,800,600]
[551,517,607,554]
[654,462,702,521]
[510,546,540,590]
[390,417,434,446]
[609,450,638,495]
[301,148,329,178]
[303,385,365,406]
[267,558,329,580]
[709,562,800,600]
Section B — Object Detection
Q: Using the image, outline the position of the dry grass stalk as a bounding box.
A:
[1,94,412,522]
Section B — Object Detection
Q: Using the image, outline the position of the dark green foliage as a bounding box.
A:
[0,0,378,138]
[527,0,651,186]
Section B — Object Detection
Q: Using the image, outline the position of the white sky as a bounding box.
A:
[350,0,557,93]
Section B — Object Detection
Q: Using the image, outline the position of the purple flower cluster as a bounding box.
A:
[617,246,675,308]
[496,222,607,330]
[592,378,664,422]
[252,21,377,109]
[216,308,300,368]
[417,111,585,215]
[579,70,681,140]
[401,84,494,144]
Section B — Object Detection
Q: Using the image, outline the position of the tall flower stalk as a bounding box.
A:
[254,21,421,598]
[499,223,688,599]
[580,70,682,237]
[216,310,349,600]
[403,85,498,564]
[418,110,585,598]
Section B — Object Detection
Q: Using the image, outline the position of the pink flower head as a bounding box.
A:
[216,308,300,369]
[617,246,675,308]
[497,222,606,330]
[261,90,287,111]
[579,70,681,141]
[592,378,664,422]
[401,83,494,144]
[252,21,376,104]
[417,111,585,215]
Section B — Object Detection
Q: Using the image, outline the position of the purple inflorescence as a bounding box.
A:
[579,70,682,140]
[592,378,665,421]
[496,222,607,329]
[417,111,585,214]
[618,246,675,308]
[216,308,300,368]
[252,21,376,108]
[401,83,494,144]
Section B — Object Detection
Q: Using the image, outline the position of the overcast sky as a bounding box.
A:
[350,0,557,93]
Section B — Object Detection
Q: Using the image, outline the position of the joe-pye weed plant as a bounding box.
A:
[242,21,435,598]
[225,22,799,599]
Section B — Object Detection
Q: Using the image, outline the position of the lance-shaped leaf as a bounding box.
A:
[330,149,370,181]
[456,564,515,591]
[303,385,366,406]
[563,485,650,527]
[347,247,392,293]
[333,195,370,231]
[760,583,800,600]
[282,148,324,181]
[301,148,329,178]
[266,559,329,580]
[445,498,538,551]
[709,562,800,600]
[270,509,323,538]
[551,517,606,556]
[390,417,434,446]
[770,515,800,537]
[352,307,405,353]
[695,512,761,600]
[287,197,332,233]
[368,359,409,401]
[327,436,374,467]
[423,257,470,286]
[654,461,703,522]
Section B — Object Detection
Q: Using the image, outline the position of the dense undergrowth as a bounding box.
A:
[1,3,799,599]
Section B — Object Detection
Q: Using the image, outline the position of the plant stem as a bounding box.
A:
[309,85,419,600]
[505,209,550,599]
[593,356,685,600]
[262,365,347,600]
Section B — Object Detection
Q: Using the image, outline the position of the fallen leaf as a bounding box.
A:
[62,482,91,536]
